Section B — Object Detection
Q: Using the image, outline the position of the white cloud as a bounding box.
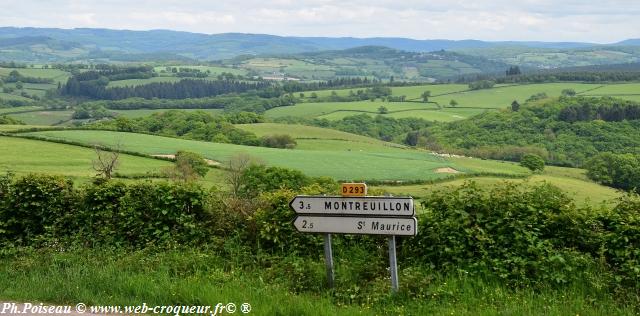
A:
[0,0,638,42]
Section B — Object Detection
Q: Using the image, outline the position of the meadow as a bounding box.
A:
[111,108,224,118]
[8,110,74,125]
[0,136,171,180]
[21,129,530,181]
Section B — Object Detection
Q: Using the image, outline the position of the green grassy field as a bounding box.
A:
[0,125,48,131]
[0,136,171,179]
[236,123,407,151]
[7,110,74,125]
[106,76,183,88]
[111,108,224,118]
[22,130,530,181]
[302,84,469,99]
[0,67,70,84]
[0,92,32,101]
[580,83,640,96]
[0,106,43,114]
[377,165,621,206]
[265,101,441,119]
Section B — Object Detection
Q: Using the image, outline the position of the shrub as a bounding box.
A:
[520,153,545,172]
[402,181,597,286]
[260,134,297,149]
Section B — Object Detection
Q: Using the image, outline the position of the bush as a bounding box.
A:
[402,181,597,286]
[520,153,545,172]
[260,134,297,149]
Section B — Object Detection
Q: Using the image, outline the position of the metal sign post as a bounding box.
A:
[323,233,335,288]
[388,235,399,293]
[289,183,416,294]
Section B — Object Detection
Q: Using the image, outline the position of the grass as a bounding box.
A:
[107,76,184,88]
[21,130,529,181]
[7,111,74,125]
[376,164,621,206]
[581,83,640,96]
[265,101,441,119]
[0,136,172,180]
[0,125,48,131]
[0,248,634,316]
[0,67,70,84]
[286,83,640,122]
[0,249,366,316]
[0,92,32,101]
[0,106,43,114]
[236,123,407,152]
[111,108,224,118]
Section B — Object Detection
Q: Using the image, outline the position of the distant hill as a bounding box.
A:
[228,46,509,81]
[1,27,639,63]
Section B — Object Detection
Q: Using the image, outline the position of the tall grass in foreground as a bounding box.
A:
[0,248,635,315]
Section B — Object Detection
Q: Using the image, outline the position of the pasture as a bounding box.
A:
[111,108,224,118]
[22,130,530,181]
[8,110,74,125]
[377,165,622,206]
[0,136,171,179]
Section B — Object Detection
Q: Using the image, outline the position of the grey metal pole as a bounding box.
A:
[388,235,399,293]
[323,233,335,288]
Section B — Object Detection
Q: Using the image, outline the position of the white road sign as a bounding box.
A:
[294,216,418,236]
[289,195,414,217]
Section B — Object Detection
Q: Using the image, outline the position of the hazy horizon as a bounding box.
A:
[1,0,639,43]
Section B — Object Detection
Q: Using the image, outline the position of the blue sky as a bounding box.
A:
[1,0,639,42]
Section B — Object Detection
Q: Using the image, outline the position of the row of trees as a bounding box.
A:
[558,100,640,122]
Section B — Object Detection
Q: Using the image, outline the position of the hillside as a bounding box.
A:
[231,46,508,80]
[0,27,638,63]
[426,96,640,166]
[19,129,530,181]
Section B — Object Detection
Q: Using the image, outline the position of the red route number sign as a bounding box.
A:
[341,183,367,197]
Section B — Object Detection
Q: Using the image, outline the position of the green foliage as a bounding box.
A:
[0,115,24,125]
[585,152,640,192]
[428,96,640,166]
[91,110,260,146]
[468,80,495,90]
[562,88,577,96]
[169,150,210,181]
[0,174,212,247]
[0,174,75,245]
[520,153,545,172]
[403,181,600,286]
[600,194,640,288]
[526,92,549,103]
[260,134,297,149]
[239,165,310,199]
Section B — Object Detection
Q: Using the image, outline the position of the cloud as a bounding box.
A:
[0,0,638,42]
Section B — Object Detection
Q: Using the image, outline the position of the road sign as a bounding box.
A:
[294,216,417,236]
[289,195,414,216]
[341,183,367,197]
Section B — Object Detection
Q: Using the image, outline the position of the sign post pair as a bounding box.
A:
[290,183,417,292]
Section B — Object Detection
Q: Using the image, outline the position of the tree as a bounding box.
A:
[378,105,389,114]
[506,66,521,76]
[449,99,458,107]
[421,91,431,103]
[226,154,255,198]
[520,154,545,172]
[15,81,23,90]
[561,89,577,97]
[511,100,521,112]
[167,151,210,182]
[92,145,120,180]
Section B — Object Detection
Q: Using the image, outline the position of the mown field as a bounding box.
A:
[0,136,170,179]
[20,129,530,181]
[8,110,74,125]
[271,82,640,122]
